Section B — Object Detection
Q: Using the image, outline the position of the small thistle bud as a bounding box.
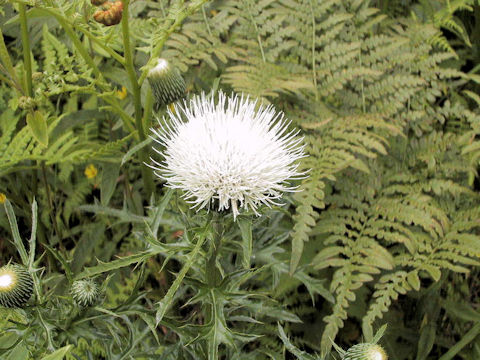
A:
[344,343,388,360]
[91,0,105,5]
[0,264,34,308]
[93,0,123,26]
[71,279,100,307]
[147,58,186,109]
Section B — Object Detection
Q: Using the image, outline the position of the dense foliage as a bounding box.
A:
[0,0,479,359]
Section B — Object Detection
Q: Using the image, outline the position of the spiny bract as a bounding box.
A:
[71,278,100,307]
[344,343,388,360]
[147,58,186,109]
[0,263,33,308]
[150,91,306,219]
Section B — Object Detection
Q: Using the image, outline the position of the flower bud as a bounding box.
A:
[93,1,123,26]
[71,279,100,307]
[147,58,186,109]
[344,343,388,360]
[0,264,34,308]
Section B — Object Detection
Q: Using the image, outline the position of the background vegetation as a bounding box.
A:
[0,0,479,359]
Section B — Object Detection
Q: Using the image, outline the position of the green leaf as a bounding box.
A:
[156,226,208,325]
[442,300,480,322]
[121,137,152,165]
[372,324,388,344]
[43,244,73,283]
[416,323,436,360]
[423,265,441,282]
[40,345,72,360]
[101,162,120,205]
[6,342,28,360]
[313,246,344,264]
[4,199,28,265]
[151,188,174,237]
[0,333,20,351]
[290,234,304,275]
[237,217,253,269]
[439,323,480,360]
[0,29,18,88]
[26,110,48,147]
[277,324,316,360]
[75,251,156,279]
[407,271,421,291]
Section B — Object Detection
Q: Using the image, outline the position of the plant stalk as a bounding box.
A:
[121,0,154,198]
[19,4,32,97]
[41,163,62,242]
[206,213,223,288]
[205,213,224,360]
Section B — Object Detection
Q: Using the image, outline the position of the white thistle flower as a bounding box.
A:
[150,91,306,219]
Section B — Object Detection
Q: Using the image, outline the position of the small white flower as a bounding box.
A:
[150,91,306,219]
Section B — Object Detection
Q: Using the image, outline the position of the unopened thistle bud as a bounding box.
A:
[93,1,123,26]
[0,264,34,308]
[147,58,186,109]
[344,343,388,360]
[71,279,100,307]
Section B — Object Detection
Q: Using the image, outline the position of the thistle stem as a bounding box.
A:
[206,213,223,287]
[121,0,154,198]
[19,4,38,200]
[142,87,154,132]
[205,213,223,360]
[19,4,32,98]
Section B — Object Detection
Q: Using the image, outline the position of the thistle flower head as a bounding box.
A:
[0,263,33,308]
[150,91,306,219]
[344,343,388,360]
[71,279,100,307]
